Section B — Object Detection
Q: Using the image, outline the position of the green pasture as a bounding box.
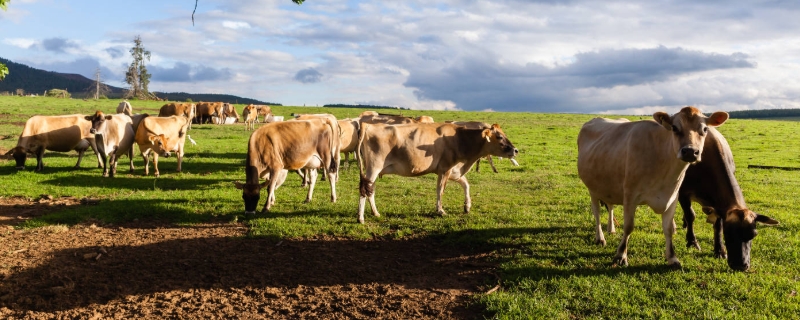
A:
[1,96,798,318]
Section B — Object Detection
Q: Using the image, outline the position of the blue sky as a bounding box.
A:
[2,0,800,114]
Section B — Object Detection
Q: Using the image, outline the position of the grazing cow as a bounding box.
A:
[158,102,196,129]
[242,104,258,130]
[356,122,518,224]
[7,114,103,171]
[577,106,729,268]
[254,105,272,123]
[338,118,360,166]
[359,111,416,124]
[221,103,240,124]
[415,115,434,123]
[676,127,779,270]
[86,111,135,177]
[194,102,224,124]
[134,115,191,177]
[445,121,520,173]
[292,114,342,185]
[233,120,339,214]
[116,100,133,116]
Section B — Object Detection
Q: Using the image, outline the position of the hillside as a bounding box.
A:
[0,57,279,105]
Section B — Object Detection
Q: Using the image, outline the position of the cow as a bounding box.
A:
[254,105,272,123]
[116,100,133,116]
[445,121,520,173]
[576,106,729,268]
[86,111,135,177]
[676,127,779,270]
[233,120,339,214]
[359,111,416,124]
[221,103,240,124]
[194,102,224,124]
[158,102,196,129]
[415,115,434,123]
[134,115,191,177]
[356,122,518,224]
[242,104,258,130]
[338,118,360,166]
[7,114,103,171]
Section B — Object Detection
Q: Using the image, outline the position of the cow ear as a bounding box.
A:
[233,182,244,190]
[482,129,492,142]
[105,115,113,120]
[4,148,13,156]
[653,112,672,130]
[259,181,269,188]
[84,115,93,121]
[755,214,779,226]
[702,207,719,224]
[706,111,729,127]
[148,135,158,144]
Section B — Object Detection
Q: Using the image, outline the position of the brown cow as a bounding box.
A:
[577,106,728,268]
[676,127,779,270]
[134,115,191,177]
[7,114,103,171]
[445,121,520,173]
[254,105,272,123]
[86,111,135,177]
[221,103,240,124]
[359,111,416,124]
[194,102,224,124]
[233,120,339,214]
[293,114,342,183]
[242,104,258,130]
[356,122,518,223]
[158,102,196,129]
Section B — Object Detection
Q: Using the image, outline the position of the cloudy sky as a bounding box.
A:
[1,0,799,114]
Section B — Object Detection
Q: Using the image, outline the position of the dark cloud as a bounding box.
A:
[405,46,756,112]
[105,47,124,59]
[294,68,323,84]
[41,37,79,53]
[150,63,232,82]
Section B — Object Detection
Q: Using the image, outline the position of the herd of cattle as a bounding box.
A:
[3,103,779,271]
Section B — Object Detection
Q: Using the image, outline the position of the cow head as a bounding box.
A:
[482,124,519,159]
[233,181,268,214]
[6,146,28,169]
[86,111,113,134]
[148,134,171,157]
[704,207,779,271]
[654,106,728,163]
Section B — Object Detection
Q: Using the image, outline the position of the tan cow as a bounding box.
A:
[116,100,133,116]
[233,120,339,214]
[242,104,258,130]
[577,106,729,268]
[194,102,224,124]
[293,114,342,182]
[338,118,360,166]
[359,111,416,124]
[86,111,135,177]
[415,115,434,123]
[135,115,192,177]
[356,122,518,223]
[158,102,196,129]
[221,103,240,124]
[446,121,520,173]
[254,105,272,123]
[7,114,103,171]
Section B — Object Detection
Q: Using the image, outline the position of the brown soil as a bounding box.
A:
[0,198,498,319]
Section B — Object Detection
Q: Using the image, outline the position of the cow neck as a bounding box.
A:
[244,151,261,185]
[705,130,747,214]
[455,127,490,164]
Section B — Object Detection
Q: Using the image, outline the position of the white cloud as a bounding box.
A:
[3,38,36,48]
[222,20,250,30]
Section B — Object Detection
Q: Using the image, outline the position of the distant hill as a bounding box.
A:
[324,103,407,110]
[725,108,800,119]
[0,57,280,105]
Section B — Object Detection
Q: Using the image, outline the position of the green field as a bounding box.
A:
[1,96,798,318]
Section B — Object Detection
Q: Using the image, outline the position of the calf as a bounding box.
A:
[356,122,518,223]
[233,120,338,214]
[678,127,778,270]
[242,104,258,130]
[577,107,728,268]
[86,111,135,177]
[7,114,103,171]
[134,115,191,177]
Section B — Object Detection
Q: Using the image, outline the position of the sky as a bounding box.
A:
[2,0,800,114]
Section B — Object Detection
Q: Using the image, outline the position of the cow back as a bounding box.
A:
[18,115,94,152]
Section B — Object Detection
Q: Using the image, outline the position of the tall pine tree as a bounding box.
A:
[124,35,152,99]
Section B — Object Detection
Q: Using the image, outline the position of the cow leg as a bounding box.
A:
[606,203,616,234]
[591,197,606,246]
[152,152,160,177]
[297,170,307,187]
[612,203,636,266]
[713,217,727,259]
[679,196,701,250]
[128,145,135,173]
[176,147,184,173]
[451,173,471,213]
[435,172,449,216]
[358,173,380,224]
[662,203,681,268]
[327,168,337,203]
[108,151,117,178]
[264,169,281,212]
[88,138,103,168]
[75,148,86,169]
[141,149,151,176]
[487,155,499,173]
[35,149,45,172]
[305,168,318,203]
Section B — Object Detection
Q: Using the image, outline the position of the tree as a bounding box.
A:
[88,67,110,99]
[124,35,152,100]
[0,0,9,81]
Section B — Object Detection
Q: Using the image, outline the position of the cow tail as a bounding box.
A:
[356,122,369,179]
[327,119,339,174]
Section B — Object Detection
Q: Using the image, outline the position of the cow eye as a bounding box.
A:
[671,126,680,134]
[702,126,708,134]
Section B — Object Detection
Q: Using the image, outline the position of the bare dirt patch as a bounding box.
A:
[0,199,497,319]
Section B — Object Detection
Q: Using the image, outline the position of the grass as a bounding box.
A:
[1,96,798,318]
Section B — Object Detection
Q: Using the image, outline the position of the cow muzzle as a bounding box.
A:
[162,152,171,158]
[679,146,700,162]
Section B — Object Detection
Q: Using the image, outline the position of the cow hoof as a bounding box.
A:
[686,240,701,251]
[714,251,727,259]
[358,217,365,224]
[304,199,311,204]
[612,256,628,267]
[102,173,109,178]
[595,239,606,246]
[372,212,380,217]
[667,260,682,269]
[331,196,337,203]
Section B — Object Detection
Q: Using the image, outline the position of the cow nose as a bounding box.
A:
[680,147,699,161]
[163,152,171,158]
[514,148,519,155]
[90,128,97,134]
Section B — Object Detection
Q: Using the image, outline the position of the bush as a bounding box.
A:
[185,98,193,102]
[46,89,71,98]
